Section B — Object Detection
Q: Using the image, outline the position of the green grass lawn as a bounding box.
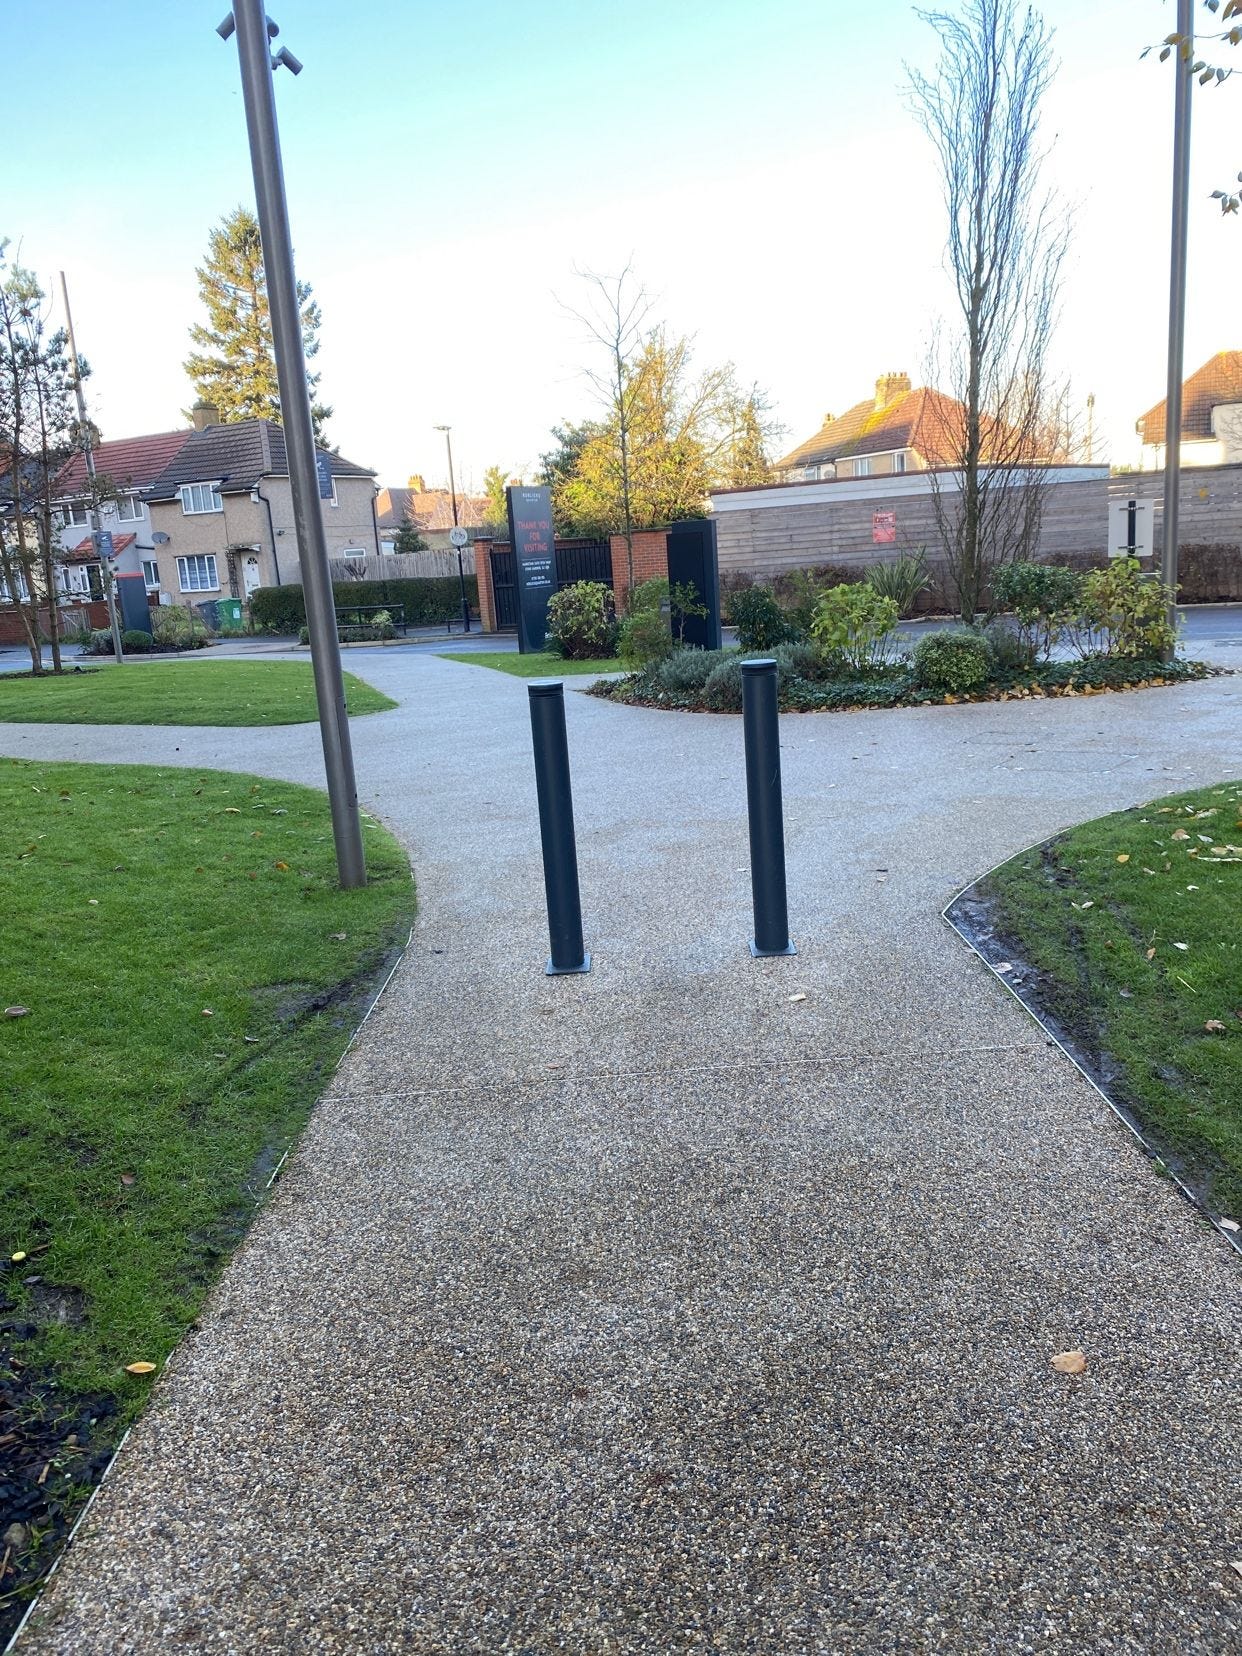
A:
[0,660,395,725]
[979,780,1242,1219]
[0,760,415,1628]
[438,649,624,678]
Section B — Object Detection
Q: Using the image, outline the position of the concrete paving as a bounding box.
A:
[4,651,1241,1652]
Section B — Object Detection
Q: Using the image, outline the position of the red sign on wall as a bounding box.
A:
[872,510,896,545]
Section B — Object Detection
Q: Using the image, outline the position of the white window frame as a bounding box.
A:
[57,564,92,597]
[176,554,220,593]
[142,558,161,591]
[893,451,907,474]
[0,567,31,602]
[61,500,89,527]
[116,493,145,522]
[180,482,224,515]
[853,457,873,477]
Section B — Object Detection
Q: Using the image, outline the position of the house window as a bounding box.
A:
[893,452,907,474]
[61,501,89,527]
[142,559,161,591]
[0,567,31,602]
[58,564,93,597]
[116,494,145,522]
[853,457,873,477]
[180,482,223,515]
[176,554,219,592]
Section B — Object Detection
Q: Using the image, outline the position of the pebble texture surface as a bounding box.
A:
[4,648,1241,1652]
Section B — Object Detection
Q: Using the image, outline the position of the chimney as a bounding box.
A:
[407,473,427,491]
[822,412,835,427]
[875,372,912,411]
[191,398,219,431]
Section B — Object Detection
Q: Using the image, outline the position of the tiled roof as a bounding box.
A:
[54,431,193,497]
[777,386,969,470]
[1136,351,1242,445]
[145,420,375,501]
[66,532,135,562]
[376,485,490,532]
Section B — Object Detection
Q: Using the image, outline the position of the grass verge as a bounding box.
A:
[438,650,624,678]
[0,759,415,1636]
[0,661,395,725]
[974,781,1242,1221]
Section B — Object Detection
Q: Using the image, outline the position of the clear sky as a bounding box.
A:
[8,1,1235,490]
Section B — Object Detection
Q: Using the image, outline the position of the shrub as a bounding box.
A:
[980,617,1033,672]
[669,580,708,643]
[719,571,755,624]
[730,586,798,650]
[770,640,827,683]
[80,629,115,655]
[121,629,154,652]
[866,549,931,618]
[1070,557,1178,659]
[249,575,479,636]
[627,577,669,615]
[649,646,731,695]
[702,655,746,711]
[990,560,1081,660]
[911,627,995,692]
[546,581,617,660]
[618,606,673,668]
[810,583,900,670]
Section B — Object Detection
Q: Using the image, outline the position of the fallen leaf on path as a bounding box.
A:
[123,1362,156,1377]
[789,992,808,1003]
[1220,1219,1240,1234]
[1051,1351,1087,1375]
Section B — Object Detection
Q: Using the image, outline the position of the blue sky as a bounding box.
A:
[9,1,1236,487]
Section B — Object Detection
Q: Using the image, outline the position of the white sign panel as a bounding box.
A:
[1108,498,1154,559]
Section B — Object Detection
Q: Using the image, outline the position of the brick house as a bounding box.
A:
[375,476,492,553]
[142,405,379,605]
[1136,350,1242,470]
[775,373,967,483]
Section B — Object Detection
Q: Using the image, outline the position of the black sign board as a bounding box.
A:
[316,452,334,501]
[505,485,556,652]
[666,517,722,650]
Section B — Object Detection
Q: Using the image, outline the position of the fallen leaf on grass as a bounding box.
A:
[4,1007,29,1018]
[1173,942,1189,952]
[1051,1350,1087,1375]
[329,932,347,941]
[1146,947,1157,960]
[244,1035,260,1044]
[274,861,289,871]
[10,1252,26,1264]
[201,1008,214,1016]
[223,808,241,815]
[1171,828,1191,841]
[1119,988,1133,998]
[120,1173,135,1186]
[1204,1020,1227,1033]
[1071,900,1094,911]
[123,1362,157,1377]
[1116,853,1130,864]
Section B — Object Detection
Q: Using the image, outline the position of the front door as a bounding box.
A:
[243,553,262,597]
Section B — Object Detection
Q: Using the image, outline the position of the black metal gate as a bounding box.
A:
[489,548,519,630]
[489,538,612,631]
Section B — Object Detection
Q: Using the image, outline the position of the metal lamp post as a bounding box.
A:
[218,1,366,888]
[434,424,471,633]
[1161,0,1193,656]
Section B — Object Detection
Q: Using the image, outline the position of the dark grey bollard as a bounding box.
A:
[741,659,796,957]
[528,681,591,975]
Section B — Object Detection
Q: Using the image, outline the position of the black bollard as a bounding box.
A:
[741,659,796,957]
[528,681,591,975]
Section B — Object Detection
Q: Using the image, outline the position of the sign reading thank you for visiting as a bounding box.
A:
[505,484,556,653]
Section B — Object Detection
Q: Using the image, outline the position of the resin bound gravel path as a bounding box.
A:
[3,652,1241,1653]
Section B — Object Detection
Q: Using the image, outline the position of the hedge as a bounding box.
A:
[249,576,478,635]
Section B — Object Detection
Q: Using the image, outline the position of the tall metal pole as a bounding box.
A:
[1161,0,1193,654]
[436,422,471,632]
[59,272,124,663]
[220,2,366,887]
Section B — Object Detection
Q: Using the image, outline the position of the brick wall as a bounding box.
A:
[474,539,498,632]
[608,530,669,613]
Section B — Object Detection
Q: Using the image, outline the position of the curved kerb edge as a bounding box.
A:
[941,849,1241,1261]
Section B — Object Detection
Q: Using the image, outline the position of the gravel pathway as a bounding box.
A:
[5,653,1241,1653]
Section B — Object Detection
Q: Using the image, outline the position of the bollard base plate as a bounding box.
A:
[750,940,797,958]
[546,952,592,976]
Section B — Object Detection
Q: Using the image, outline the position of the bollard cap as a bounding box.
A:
[740,658,777,673]
[527,679,565,697]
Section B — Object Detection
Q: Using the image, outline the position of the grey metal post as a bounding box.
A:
[1161,0,1193,655]
[528,682,590,975]
[436,423,471,632]
[742,659,795,958]
[221,2,365,887]
[59,272,124,663]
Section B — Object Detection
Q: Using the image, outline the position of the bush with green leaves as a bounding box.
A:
[809,583,900,670]
[617,577,672,666]
[730,586,798,650]
[648,646,731,695]
[911,627,995,692]
[120,629,154,652]
[866,549,930,617]
[1070,557,1178,659]
[770,640,827,683]
[702,654,746,711]
[990,560,1081,660]
[980,617,1033,672]
[545,581,617,660]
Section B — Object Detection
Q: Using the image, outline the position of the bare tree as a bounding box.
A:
[562,264,653,598]
[909,0,1071,619]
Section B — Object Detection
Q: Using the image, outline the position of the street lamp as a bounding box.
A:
[434,423,471,633]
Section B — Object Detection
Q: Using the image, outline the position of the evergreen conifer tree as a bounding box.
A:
[184,206,331,441]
